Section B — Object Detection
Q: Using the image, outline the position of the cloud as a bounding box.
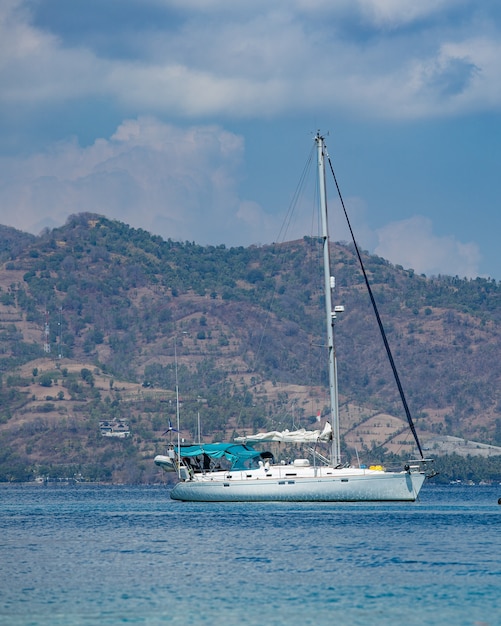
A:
[2,0,501,123]
[352,0,460,28]
[0,118,304,246]
[110,17,501,120]
[0,1,104,105]
[160,0,457,26]
[374,216,482,278]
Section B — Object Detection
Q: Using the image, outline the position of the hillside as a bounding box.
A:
[0,213,500,482]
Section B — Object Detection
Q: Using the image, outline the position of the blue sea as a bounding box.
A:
[1,484,500,625]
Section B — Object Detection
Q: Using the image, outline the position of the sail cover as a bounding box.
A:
[235,422,332,443]
[177,443,261,468]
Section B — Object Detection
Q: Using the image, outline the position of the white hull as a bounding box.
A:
[168,465,426,502]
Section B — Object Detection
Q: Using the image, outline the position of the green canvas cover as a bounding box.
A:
[177,443,261,469]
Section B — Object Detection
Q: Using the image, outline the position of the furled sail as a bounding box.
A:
[235,422,332,443]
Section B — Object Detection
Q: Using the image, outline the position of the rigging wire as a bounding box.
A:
[275,143,316,244]
[324,143,425,460]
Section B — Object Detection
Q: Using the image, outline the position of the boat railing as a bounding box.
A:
[404,458,437,477]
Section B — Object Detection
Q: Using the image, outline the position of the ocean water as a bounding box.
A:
[0,484,500,626]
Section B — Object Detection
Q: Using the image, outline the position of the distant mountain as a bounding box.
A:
[0,213,500,482]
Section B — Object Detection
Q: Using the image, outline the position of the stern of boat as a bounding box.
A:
[406,458,437,480]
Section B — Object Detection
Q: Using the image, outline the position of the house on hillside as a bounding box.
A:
[99,420,130,438]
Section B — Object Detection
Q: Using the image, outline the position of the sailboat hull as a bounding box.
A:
[170,470,426,502]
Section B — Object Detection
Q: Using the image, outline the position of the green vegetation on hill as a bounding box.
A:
[431,454,501,485]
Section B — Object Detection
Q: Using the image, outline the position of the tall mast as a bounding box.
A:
[174,336,182,478]
[316,133,341,466]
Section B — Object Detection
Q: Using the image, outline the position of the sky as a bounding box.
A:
[1,0,501,280]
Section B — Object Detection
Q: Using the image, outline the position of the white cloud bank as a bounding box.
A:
[2,0,501,121]
[375,216,482,278]
[0,118,297,246]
